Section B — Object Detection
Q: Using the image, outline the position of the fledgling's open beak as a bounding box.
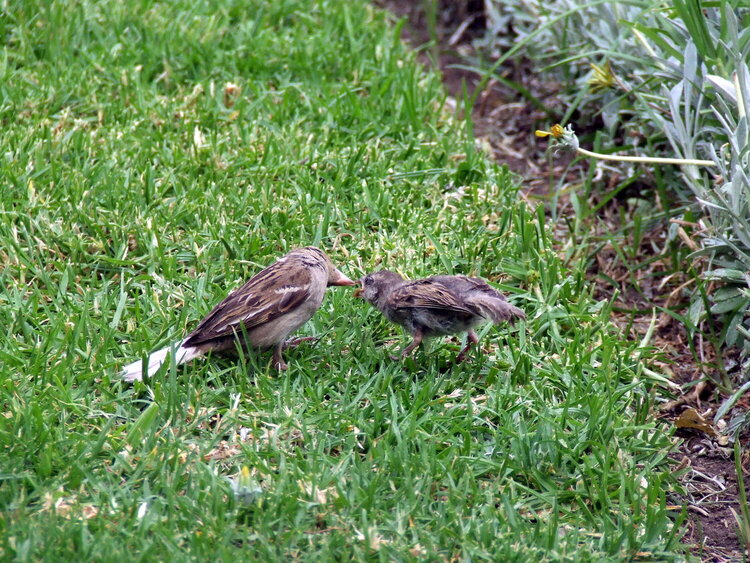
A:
[353,287,363,298]
[329,269,357,287]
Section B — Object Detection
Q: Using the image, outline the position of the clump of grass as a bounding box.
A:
[0,0,685,560]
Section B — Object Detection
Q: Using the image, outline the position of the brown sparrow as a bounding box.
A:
[120,247,355,381]
[355,270,524,362]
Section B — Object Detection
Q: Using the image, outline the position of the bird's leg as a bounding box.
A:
[272,342,288,371]
[276,336,317,369]
[455,330,479,363]
[283,336,318,349]
[392,328,424,361]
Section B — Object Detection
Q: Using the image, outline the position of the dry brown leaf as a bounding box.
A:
[409,544,426,557]
[675,408,717,437]
[298,480,338,504]
[203,440,241,461]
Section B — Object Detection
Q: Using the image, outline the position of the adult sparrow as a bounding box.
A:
[120,246,356,381]
[355,270,525,362]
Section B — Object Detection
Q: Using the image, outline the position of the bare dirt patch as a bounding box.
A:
[675,445,744,561]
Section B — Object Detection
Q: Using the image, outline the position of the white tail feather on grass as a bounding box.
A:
[120,340,203,382]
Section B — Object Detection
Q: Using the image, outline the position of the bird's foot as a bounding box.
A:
[390,348,416,362]
[272,347,289,371]
[455,331,479,363]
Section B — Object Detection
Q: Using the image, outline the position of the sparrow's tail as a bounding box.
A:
[120,340,203,382]
[469,295,526,325]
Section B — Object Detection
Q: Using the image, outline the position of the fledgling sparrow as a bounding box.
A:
[355,270,524,362]
[120,246,356,381]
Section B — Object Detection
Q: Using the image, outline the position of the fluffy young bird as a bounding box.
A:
[355,270,525,362]
[120,247,355,382]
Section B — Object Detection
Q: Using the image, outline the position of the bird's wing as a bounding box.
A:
[184,259,314,345]
[453,276,526,322]
[431,275,502,297]
[387,279,476,314]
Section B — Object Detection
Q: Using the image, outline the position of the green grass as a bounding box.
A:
[1,0,685,560]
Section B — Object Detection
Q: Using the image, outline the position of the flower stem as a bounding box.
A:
[576,146,715,167]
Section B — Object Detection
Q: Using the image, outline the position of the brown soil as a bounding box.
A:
[377,1,749,561]
[676,440,747,562]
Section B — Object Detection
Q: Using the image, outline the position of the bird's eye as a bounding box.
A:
[364,276,372,286]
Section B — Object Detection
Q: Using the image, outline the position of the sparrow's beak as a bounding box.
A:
[329,269,357,287]
[353,287,363,298]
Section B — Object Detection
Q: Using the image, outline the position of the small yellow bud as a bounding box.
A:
[536,124,565,139]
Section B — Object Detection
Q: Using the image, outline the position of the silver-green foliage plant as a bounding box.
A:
[635,6,750,362]
[687,56,750,354]
[477,0,657,131]
[481,1,750,372]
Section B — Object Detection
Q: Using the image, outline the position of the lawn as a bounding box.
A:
[1,0,684,560]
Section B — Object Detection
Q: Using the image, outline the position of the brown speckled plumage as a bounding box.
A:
[356,270,525,362]
[120,247,355,381]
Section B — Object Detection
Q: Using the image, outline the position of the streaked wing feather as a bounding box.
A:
[387,280,475,314]
[185,261,312,345]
